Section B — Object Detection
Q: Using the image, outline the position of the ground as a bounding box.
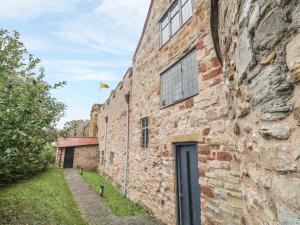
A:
[64,169,164,225]
[0,168,87,225]
[0,168,163,225]
[81,170,147,217]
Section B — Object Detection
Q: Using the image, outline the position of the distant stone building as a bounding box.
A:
[95,0,300,225]
[89,104,101,137]
[55,137,99,170]
[68,120,90,137]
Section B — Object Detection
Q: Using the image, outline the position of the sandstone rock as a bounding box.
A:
[294,107,300,126]
[277,207,300,225]
[274,176,300,211]
[259,51,277,65]
[244,125,252,133]
[239,0,252,24]
[250,65,294,121]
[253,8,289,51]
[237,104,251,118]
[277,0,292,6]
[211,121,225,134]
[292,5,300,27]
[248,2,260,31]
[259,124,291,140]
[286,34,300,83]
[235,30,254,81]
[234,122,240,135]
[263,205,277,221]
[260,146,297,172]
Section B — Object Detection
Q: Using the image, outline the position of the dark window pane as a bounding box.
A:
[160,50,198,107]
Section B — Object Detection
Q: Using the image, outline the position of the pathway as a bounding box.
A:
[64,169,164,225]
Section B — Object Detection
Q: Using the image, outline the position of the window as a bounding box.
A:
[101,151,105,165]
[161,50,198,107]
[140,117,149,149]
[109,152,114,165]
[160,0,193,45]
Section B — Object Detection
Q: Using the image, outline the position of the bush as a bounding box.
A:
[0,30,65,186]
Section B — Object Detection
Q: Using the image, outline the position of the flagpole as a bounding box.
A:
[98,83,100,104]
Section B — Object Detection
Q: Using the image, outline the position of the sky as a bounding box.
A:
[0,0,151,128]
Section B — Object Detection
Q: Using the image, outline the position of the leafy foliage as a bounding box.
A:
[58,121,79,137]
[0,30,65,186]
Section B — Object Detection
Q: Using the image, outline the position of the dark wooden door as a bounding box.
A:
[175,143,200,225]
[63,147,74,168]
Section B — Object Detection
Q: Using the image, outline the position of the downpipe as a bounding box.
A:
[123,92,130,197]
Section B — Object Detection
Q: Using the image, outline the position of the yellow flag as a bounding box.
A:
[100,83,110,89]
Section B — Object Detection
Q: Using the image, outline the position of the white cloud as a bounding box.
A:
[57,106,89,129]
[54,0,151,54]
[42,59,124,82]
[0,0,79,20]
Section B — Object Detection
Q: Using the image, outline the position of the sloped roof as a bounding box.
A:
[58,137,98,148]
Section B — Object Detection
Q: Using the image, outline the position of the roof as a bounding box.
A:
[58,137,98,148]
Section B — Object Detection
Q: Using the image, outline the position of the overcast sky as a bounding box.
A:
[0,0,151,128]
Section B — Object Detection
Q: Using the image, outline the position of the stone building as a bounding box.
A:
[55,137,99,171]
[96,0,300,225]
[90,104,101,137]
[68,119,90,137]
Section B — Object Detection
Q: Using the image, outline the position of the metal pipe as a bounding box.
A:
[104,116,108,168]
[123,92,130,197]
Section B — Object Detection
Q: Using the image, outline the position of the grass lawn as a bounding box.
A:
[0,168,87,225]
[81,171,148,217]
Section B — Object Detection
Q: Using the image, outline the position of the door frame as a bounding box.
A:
[63,147,75,168]
[173,142,200,225]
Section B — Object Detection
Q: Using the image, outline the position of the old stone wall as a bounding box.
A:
[90,104,101,137]
[219,0,300,224]
[96,0,300,224]
[96,0,240,224]
[69,120,90,137]
[97,69,132,190]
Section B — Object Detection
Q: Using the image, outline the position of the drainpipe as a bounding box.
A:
[104,116,108,168]
[123,92,130,197]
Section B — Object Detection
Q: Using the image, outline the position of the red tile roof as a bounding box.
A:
[58,137,98,148]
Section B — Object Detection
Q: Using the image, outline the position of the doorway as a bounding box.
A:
[175,143,200,225]
[63,147,75,168]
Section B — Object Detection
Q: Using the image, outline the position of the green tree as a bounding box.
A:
[0,30,66,185]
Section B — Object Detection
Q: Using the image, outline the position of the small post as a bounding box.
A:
[99,185,104,197]
[80,168,83,175]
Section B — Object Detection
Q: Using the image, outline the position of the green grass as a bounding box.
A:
[81,171,148,217]
[0,168,87,225]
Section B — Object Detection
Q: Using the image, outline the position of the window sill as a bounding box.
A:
[160,92,199,110]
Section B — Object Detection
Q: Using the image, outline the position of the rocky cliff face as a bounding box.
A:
[219,0,300,224]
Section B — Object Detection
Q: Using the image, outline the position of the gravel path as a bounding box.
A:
[64,169,164,225]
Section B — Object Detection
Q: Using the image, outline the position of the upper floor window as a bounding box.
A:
[140,117,149,149]
[160,50,198,107]
[160,0,193,45]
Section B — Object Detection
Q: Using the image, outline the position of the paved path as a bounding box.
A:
[64,169,164,225]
